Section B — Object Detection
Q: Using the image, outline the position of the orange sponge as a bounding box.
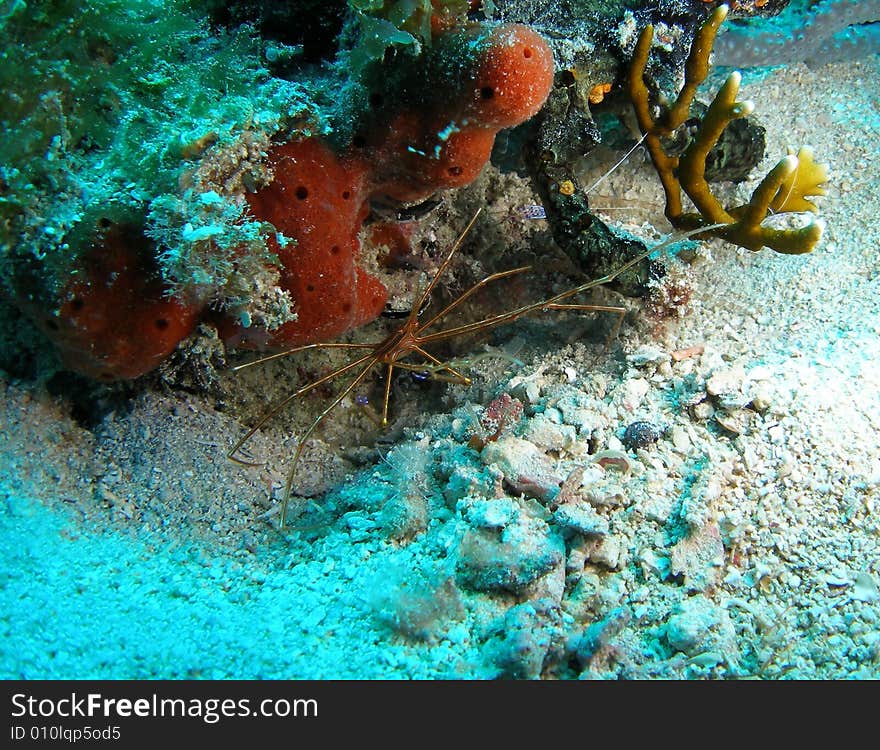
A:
[370,114,497,204]
[33,224,201,380]
[227,23,554,350]
[233,137,387,348]
[367,23,554,205]
[470,24,556,128]
[17,16,556,380]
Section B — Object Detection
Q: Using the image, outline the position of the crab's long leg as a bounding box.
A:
[583,132,648,197]
[419,278,631,343]
[361,209,484,427]
[228,350,378,465]
[553,223,727,294]
[420,226,725,344]
[393,207,485,331]
[375,345,472,427]
[547,304,629,361]
[391,359,473,384]
[231,341,377,372]
[544,303,626,314]
[418,268,642,344]
[418,265,532,331]
[412,345,470,382]
[381,361,395,427]
[280,356,378,527]
[418,295,582,344]
[413,208,483,313]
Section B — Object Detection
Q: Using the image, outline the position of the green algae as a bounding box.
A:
[0,0,317,299]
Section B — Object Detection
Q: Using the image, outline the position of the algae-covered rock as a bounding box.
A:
[552,502,609,537]
[664,594,739,667]
[482,599,563,679]
[0,0,314,296]
[456,503,564,593]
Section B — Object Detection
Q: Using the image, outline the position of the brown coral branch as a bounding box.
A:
[627,4,828,255]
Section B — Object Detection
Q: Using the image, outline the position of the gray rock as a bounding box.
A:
[586,534,626,570]
[553,502,609,537]
[626,345,669,367]
[468,497,519,530]
[570,606,631,668]
[378,492,428,541]
[664,595,738,667]
[520,413,577,452]
[669,522,725,592]
[483,599,563,679]
[481,436,563,501]
[456,512,564,593]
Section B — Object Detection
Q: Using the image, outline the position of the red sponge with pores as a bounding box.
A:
[222,21,554,353]
[18,16,556,379]
[371,116,497,204]
[470,24,555,128]
[32,224,201,381]
[368,23,553,205]
[233,138,387,348]
[228,23,554,349]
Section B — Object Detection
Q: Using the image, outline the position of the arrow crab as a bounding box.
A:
[226,4,826,528]
[228,209,721,528]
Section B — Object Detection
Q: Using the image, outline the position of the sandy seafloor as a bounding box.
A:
[1,53,878,680]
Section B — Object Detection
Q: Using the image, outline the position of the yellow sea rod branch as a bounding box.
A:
[627,4,828,255]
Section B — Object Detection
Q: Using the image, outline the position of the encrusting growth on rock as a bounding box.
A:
[628,4,828,254]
